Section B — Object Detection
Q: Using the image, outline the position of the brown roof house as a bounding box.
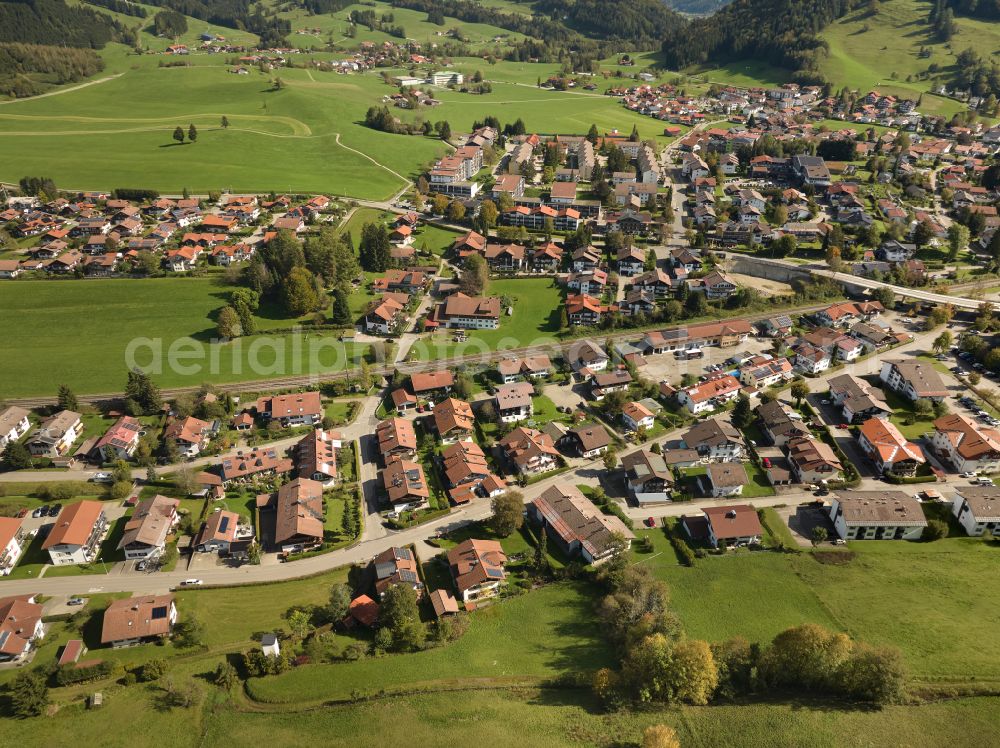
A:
[195,510,241,554]
[255,391,323,426]
[529,485,635,564]
[43,500,108,566]
[296,429,342,485]
[879,360,948,403]
[682,505,763,548]
[376,418,418,463]
[448,539,507,603]
[117,495,180,561]
[433,398,475,444]
[500,426,560,475]
[786,435,843,484]
[380,457,430,510]
[262,477,325,552]
[101,594,177,648]
[0,595,45,662]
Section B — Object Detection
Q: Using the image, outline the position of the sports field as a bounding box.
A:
[0,278,368,397]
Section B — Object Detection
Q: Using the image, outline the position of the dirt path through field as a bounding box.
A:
[0,74,124,105]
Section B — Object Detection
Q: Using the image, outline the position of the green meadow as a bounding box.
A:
[0,278,368,397]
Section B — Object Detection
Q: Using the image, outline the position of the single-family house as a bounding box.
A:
[448,539,507,602]
[857,417,925,476]
[117,495,179,560]
[101,594,177,648]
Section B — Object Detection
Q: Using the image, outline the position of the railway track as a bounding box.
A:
[3,302,832,409]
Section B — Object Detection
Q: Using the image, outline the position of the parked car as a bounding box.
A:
[47,504,61,517]
[821,399,832,406]
[762,457,772,468]
[91,472,113,483]
[644,517,657,528]
[66,597,85,606]
[179,579,203,587]
[16,508,28,518]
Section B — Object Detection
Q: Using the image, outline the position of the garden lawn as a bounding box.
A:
[408,277,562,360]
[637,534,840,644]
[0,278,369,397]
[741,462,776,498]
[246,582,612,703]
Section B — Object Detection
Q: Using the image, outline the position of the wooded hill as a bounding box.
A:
[0,0,116,47]
[0,42,104,98]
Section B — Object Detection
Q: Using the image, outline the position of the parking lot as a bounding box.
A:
[638,337,776,387]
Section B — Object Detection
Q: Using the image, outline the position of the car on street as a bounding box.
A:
[979,478,995,486]
[960,471,977,478]
[91,472,113,483]
[67,597,85,606]
[180,579,203,586]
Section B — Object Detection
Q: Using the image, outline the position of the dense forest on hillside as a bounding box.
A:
[0,42,104,97]
[660,0,858,81]
[534,0,685,45]
[0,0,116,47]
[944,0,1000,18]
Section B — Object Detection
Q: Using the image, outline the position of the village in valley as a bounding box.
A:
[5,0,1000,743]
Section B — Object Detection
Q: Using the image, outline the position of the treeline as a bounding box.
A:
[942,0,1000,19]
[0,0,116,48]
[952,48,1000,105]
[142,0,290,46]
[303,0,351,13]
[660,0,858,82]
[0,42,104,98]
[84,0,147,17]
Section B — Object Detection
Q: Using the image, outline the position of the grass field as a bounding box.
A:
[245,582,610,703]
[0,62,446,198]
[639,529,1000,679]
[0,278,368,397]
[818,0,982,118]
[281,0,528,50]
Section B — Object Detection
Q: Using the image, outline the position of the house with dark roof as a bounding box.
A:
[828,491,926,540]
[258,477,324,552]
[621,449,673,504]
[702,463,748,497]
[951,486,1000,536]
[681,418,745,461]
[561,423,611,458]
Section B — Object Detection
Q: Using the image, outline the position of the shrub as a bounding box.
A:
[137,659,168,682]
[55,660,113,686]
[922,519,948,541]
[666,527,696,566]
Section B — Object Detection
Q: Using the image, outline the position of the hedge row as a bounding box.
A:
[55,660,112,686]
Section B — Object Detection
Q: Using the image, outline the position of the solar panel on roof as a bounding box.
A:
[399,570,418,582]
[218,517,230,534]
[151,606,168,620]
[485,568,503,579]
